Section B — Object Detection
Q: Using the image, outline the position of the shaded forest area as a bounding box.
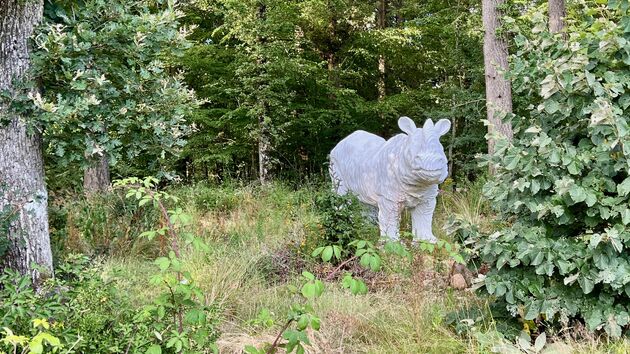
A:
[41,0,488,188]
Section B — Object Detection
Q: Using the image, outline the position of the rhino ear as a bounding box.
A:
[398,116,416,135]
[435,119,451,136]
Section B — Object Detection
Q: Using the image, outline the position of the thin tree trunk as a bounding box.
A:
[258,114,270,185]
[326,0,338,86]
[257,3,270,185]
[83,153,110,195]
[377,0,388,100]
[482,0,513,157]
[549,0,566,37]
[0,0,53,285]
[448,117,457,178]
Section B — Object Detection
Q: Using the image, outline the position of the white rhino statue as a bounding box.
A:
[329,117,451,243]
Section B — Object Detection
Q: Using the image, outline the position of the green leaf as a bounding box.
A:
[569,185,586,203]
[244,345,261,354]
[310,317,321,331]
[578,277,595,294]
[333,245,342,260]
[524,300,541,320]
[154,257,170,271]
[369,255,381,272]
[311,247,324,257]
[534,332,546,352]
[297,315,309,331]
[145,345,162,354]
[322,246,333,262]
[301,283,316,299]
[618,177,630,196]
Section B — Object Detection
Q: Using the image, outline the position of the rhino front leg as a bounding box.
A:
[377,199,401,241]
[411,187,438,243]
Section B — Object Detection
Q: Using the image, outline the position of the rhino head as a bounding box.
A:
[398,116,451,184]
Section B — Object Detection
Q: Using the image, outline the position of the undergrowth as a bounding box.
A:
[5,181,630,353]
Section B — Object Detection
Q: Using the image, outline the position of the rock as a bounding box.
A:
[451,273,467,290]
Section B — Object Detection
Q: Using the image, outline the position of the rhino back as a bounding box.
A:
[330,131,385,204]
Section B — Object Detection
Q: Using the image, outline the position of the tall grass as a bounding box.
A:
[54,181,630,353]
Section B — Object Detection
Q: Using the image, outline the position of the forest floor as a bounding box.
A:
[56,182,630,353]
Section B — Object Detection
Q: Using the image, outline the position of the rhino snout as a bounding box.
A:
[412,154,447,171]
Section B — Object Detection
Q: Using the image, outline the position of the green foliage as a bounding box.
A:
[245,271,324,354]
[0,270,64,337]
[1,319,68,354]
[191,183,241,213]
[0,184,19,258]
[177,0,487,182]
[0,254,218,353]
[417,238,465,265]
[461,1,630,339]
[308,189,378,257]
[13,0,200,184]
[114,176,220,353]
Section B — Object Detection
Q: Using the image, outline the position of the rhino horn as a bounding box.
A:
[422,119,434,138]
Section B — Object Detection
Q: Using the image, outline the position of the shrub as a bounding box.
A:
[461,2,630,338]
[0,254,222,353]
[0,255,146,352]
[306,189,378,259]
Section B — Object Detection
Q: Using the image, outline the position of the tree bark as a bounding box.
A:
[83,153,111,195]
[257,3,270,185]
[0,0,53,284]
[549,0,566,36]
[482,0,513,157]
[377,0,388,101]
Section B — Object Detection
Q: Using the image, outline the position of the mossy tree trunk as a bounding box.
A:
[0,0,53,285]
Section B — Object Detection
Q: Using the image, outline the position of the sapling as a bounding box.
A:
[114,177,217,354]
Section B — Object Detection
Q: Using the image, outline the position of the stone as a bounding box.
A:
[329,116,450,243]
[450,274,467,290]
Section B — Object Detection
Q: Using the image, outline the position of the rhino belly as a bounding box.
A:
[330,131,385,206]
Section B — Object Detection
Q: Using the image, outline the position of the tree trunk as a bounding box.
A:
[258,114,270,185]
[257,3,270,185]
[549,0,566,36]
[83,153,111,195]
[377,0,388,101]
[482,0,513,157]
[0,0,53,285]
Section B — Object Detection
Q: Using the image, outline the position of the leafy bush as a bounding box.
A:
[1,319,68,354]
[0,255,150,352]
[306,189,378,259]
[0,252,222,353]
[115,177,222,353]
[461,2,630,338]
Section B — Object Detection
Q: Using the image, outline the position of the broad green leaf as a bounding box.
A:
[145,345,162,354]
[322,246,333,262]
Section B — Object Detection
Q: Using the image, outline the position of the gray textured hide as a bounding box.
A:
[329,117,451,243]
